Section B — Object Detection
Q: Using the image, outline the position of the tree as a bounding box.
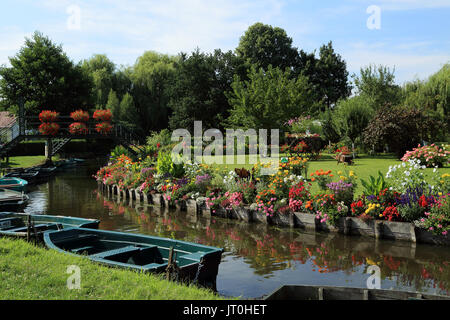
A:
[0,31,92,115]
[403,64,449,119]
[352,64,402,111]
[131,51,177,134]
[336,96,374,145]
[119,92,138,129]
[236,22,300,72]
[81,54,116,109]
[226,65,314,130]
[363,105,443,157]
[315,42,352,110]
[168,48,242,131]
[107,89,120,120]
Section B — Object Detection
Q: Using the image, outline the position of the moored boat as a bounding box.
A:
[264,284,450,300]
[25,166,56,180]
[0,177,28,192]
[0,212,100,239]
[44,228,224,289]
[4,171,39,185]
[0,188,29,211]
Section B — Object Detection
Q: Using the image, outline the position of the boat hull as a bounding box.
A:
[44,228,223,289]
[0,177,28,192]
[264,285,450,300]
[0,212,100,240]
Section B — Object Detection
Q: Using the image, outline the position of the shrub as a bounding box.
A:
[70,110,89,122]
[39,110,59,122]
[401,144,450,168]
[69,122,88,135]
[38,122,59,135]
[95,122,113,134]
[93,109,112,121]
[422,195,449,236]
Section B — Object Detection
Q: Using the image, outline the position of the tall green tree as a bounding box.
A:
[352,64,402,111]
[131,51,177,134]
[107,89,120,120]
[336,95,374,145]
[315,41,352,110]
[81,54,116,109]
[168,48,242,131]
[236,22,300,72]
[0,31,91,115]
[226,65,314,130]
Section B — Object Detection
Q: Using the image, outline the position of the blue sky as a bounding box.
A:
[1,0,449,84]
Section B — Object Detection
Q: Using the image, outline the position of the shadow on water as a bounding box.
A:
[23,160,450,298]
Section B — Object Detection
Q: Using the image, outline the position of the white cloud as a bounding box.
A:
[341,42,450,84]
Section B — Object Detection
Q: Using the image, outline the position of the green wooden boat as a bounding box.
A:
[44,228,224,289]
[0,177,28,192]
[0,188,29,211]
[264,285,450,300]
[0,212,100,240]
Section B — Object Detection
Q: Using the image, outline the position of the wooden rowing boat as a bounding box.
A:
[0,212,100,239]
[43,228,224,289]
[0,188,29,211]
[0,177,28,192]
[264,284,450,300]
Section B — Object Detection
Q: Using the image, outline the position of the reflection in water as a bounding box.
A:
[24,160,450,298]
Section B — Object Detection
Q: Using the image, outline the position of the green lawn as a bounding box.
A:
[200,153,450,196]
[1,155,51,169]
[0,238,225,300]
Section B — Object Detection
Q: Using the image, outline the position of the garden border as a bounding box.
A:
[98,181,450,246]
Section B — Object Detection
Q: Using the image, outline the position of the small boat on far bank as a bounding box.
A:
[0,188,28,211]
[264,285,450,300]
[44,228,224,290]
[4,171,39,185]
[0,212,100,240]
[0,177,28,192]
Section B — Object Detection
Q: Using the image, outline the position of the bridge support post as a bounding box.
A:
[45,139,53,161]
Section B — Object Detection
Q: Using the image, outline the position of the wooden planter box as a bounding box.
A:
[151,193,164,207]
[175,199,187,211]
[414,228,450,246]
[380,220,416,242]
[348,217,377,237]
[316,217,346,233]
[293,212,316,230]
[234,206,254,222]
[186,199,198,215]
[269,212,294,227]
[211,207,230,219]
[253,210,269,224]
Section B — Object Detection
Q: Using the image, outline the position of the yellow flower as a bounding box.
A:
[337,171,343,175]
[340,176,347,180]
[349,171,355,177]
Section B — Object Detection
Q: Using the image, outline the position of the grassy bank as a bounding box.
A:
[0,238,225,300]
[0,155,59,169]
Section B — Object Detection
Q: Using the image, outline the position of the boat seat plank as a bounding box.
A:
[91,246,141,259]
[6,223,56,232]
[141,262,168,269]
[53,234,99,244]
[71,246,95,254]
[0,217,23,230]
[180,251,205,261]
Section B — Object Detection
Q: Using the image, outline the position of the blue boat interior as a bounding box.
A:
[50,231,206,269]
[0,216,62,233]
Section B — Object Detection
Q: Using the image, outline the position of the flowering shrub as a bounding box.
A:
[39,110,59,122]
[69,122,88,135]
[401,144,449,168]
[310,169,333,191]
[70,110,89,122]
[38,122,60,135]
[422,195,449,236]
[93,109,112,121]
[288,182,310,212]
[326,180,354,205]
[95,122,113,134]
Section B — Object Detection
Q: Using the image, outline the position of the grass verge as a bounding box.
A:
[0,238,226,300]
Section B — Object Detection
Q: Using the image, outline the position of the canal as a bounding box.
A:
[23,159,450,298]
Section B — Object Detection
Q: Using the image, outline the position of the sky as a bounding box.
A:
[0,0,449,85]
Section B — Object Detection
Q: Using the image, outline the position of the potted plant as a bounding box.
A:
[70,109,89,122]
[69,122,88,135]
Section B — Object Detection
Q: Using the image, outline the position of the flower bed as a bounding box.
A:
[95,149,450,245]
